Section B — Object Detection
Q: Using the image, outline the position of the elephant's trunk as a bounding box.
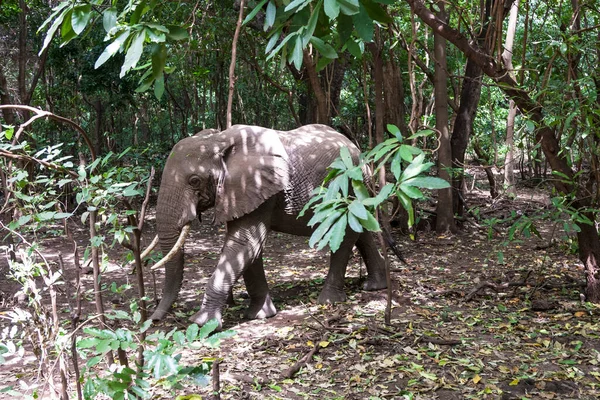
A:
[151,183,195,321]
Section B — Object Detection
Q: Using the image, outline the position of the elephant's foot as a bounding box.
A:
[243,293,277,320]
[317,286,347,304]
[150,307,168,322]
[189,309,223,330]
[363,275,387,291]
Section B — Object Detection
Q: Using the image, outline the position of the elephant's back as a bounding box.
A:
[279,125,361,214]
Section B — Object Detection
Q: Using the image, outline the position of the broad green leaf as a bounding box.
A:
[309,210,343,248]
[310,37,339,59]
[154,73,165,99]
[346,165,363,180]
[60,9,75,41]
[340,146,354,169]
[338,0,360,15]
[267,31,297,60]
[120,30,146,78]
[347,212,364,233]
[151,43,167,78]
[198,319,219,339]
[360,0,393,23]
[403,176,450,189]
[406,129,435,140]
[95,30,130,69]
[285,0,311,12]
[391,151,402,179]
[37,1,70,34]
[399,184,424,199]
[103,7,117,32]
[40,5,70,54]
[243,0,269,25]
[186,323,199,342]
[352,179,370,200]
[303,0,322,46]
[345,38,363,58]
[387,124,402,140]
[265,1,276,30]
[399,144,418,162]
[71,4,92,35]
[349,200,369,220]
[358,211,380,232]
[396,190,414,228]
[290,35,304,70]
[400,153,428,181]
[165,25,189,41]
[324,0,341,20]
[323,213,348,252]
[353,3,374,42]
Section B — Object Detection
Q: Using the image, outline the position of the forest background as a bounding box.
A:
[1,0,600,399]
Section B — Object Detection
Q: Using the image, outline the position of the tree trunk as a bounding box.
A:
[450,59,484,217]
[433,1,455,233]
[502,0,520,197]
[226,0,245,128]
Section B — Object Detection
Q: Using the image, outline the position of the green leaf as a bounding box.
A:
[120,30,146,78]
[347,212,364,233]
[399,184,424,199]
[309,210,343,248]
[360,0,393,23]
[353,3,374,42]
[310,36,339,59]
[103,7,117,32]
[358,211,380,232]
[338,0,360,15]
[198,319,219,339]
[324,0,341,20]
[71,4,92,35]
[186,324,199,342]
[265,1,277,30]
[340,146,354,169]
[345,38,363,58]
[165,25,189,41]
[403,176,450,189]
[243,0,269,25]
[285,0,311,12]
[387,124,402,140]
[95,30,130,69]
[40,4,70,54]
[349,200,369,220]
[154,73,165,99]
[290,35,304,70]
[303,0,322,46]
[351,180,370,200]
[323,213,348,252]
[391,151,402,179]
[151,43,167,78]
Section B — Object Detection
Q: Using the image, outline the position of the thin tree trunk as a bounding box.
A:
[226,0,245,129]
[433,1,455,233]
[502,0,520,197]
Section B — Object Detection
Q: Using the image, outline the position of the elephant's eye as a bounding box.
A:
[188,175,202,188]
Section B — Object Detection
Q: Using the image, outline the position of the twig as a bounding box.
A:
[464,272,532,301]
[211,359,221,400]
[283,333,327,379]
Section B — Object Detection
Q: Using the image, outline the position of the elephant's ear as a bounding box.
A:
[214,125,289,223]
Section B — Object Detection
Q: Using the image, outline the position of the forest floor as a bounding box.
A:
[1,184,600,400]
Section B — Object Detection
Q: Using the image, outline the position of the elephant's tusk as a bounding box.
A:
[150,224,191,271]
[140,234,159,260]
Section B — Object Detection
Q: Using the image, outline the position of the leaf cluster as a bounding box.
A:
[301,124,449,252]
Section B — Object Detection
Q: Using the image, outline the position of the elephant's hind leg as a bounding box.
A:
[317,231,358,304]
[356,232,387,291]
[242,252,277,320]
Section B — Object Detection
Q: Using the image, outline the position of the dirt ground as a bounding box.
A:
[1,185,600,399]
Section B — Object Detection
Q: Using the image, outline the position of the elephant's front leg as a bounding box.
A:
[242,252,277,320]
[189,201,273,328]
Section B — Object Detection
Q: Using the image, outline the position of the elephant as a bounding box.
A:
[150,124,387,328]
